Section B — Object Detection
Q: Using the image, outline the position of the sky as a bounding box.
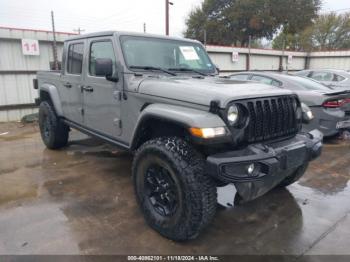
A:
[0,0,349,37]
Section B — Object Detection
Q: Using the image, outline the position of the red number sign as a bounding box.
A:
[22,39,40,56]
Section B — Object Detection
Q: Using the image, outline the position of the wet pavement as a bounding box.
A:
[0,122,350,255]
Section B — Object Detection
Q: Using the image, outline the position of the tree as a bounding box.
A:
[184,0,321,46]
[272,12,350,51]
[311,12,350,50]
[272,30,313,51]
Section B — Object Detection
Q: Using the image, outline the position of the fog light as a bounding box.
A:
[247,163,255,175]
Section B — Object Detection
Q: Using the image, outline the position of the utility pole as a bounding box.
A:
[280,38,286,72]
[73,27,85,35]
[143,23,146,33]
[203,29,207,47]
[51,11,59,70]
[247,35,251,71]
[165,0,173,35]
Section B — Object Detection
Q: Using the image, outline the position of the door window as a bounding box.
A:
[310,71,333,81]
[66,43,84,74]
[296,71,310,77]
[230,74,250,80]
[251,75,280,86]
[89,41,116,76]
[334,74,345,82]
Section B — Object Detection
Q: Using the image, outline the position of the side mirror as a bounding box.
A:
[95,58,113,76]
[95,58,119,82]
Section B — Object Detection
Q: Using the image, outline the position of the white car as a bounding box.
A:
[295,69,350,90]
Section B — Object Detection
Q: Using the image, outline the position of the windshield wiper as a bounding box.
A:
[130,66,177,76]
[168,67,208,76]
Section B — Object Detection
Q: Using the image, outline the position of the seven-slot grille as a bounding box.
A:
[245,96,299,143]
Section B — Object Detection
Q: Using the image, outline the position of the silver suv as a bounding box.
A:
[35,31,322,241]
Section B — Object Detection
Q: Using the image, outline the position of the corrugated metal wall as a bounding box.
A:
[206,45,350,75]
[309,51,350,69]
[206,45,308,74]
[0,27,74,122]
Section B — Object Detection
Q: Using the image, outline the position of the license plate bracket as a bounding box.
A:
[280,145,307,170]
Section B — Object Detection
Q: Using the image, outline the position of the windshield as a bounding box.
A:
[120,35,215,74]
[286,76,332,91]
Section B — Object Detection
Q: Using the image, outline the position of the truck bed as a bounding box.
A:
[37,70,62,89]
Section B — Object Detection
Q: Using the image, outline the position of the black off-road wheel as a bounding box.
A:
[278,163,309,187]
[39,101,69,149]
[132,137,217,241]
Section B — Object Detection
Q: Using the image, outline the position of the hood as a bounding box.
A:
[137,76,294,108]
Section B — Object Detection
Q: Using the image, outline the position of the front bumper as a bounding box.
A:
[206,130,323,202]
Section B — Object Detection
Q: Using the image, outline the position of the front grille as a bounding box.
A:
[244,96,299,143]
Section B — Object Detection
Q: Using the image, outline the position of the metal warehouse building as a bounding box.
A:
[206,45,350,74]
[0,27,75,122]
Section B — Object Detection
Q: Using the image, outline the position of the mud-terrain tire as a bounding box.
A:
[132,137,217,241]
[39,101,69,149]
[278,163,309,187]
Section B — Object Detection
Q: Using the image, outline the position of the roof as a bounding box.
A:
[231,71,285,77]
[298,69,350,76]
[0,26,77,35]
[0,26,77,42]
[66,30,200,44]
[231,71,307,83]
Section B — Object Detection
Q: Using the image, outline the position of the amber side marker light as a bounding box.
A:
[189,127,226,139]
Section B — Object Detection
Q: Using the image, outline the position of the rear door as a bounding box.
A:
[309,71,334,86]
[60,41,85,124]
[82,37,122,137]
[330,73,348,89]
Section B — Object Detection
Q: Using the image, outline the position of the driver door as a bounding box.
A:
[82,37,123,137]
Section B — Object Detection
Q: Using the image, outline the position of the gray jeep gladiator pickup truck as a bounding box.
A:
[35,31,323,241]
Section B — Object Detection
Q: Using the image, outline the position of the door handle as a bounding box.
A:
[83,86,94,92]
[63,82,72,88]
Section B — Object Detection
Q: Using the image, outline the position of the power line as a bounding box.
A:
[0,6,162,27]
[0,4,107,22]
[0,3,167,34]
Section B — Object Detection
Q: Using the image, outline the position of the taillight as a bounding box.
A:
[323,98,350,108]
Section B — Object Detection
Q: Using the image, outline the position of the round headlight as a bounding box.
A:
[227,104,239,125]
[296,106,302,120]
[301,102,314,121]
